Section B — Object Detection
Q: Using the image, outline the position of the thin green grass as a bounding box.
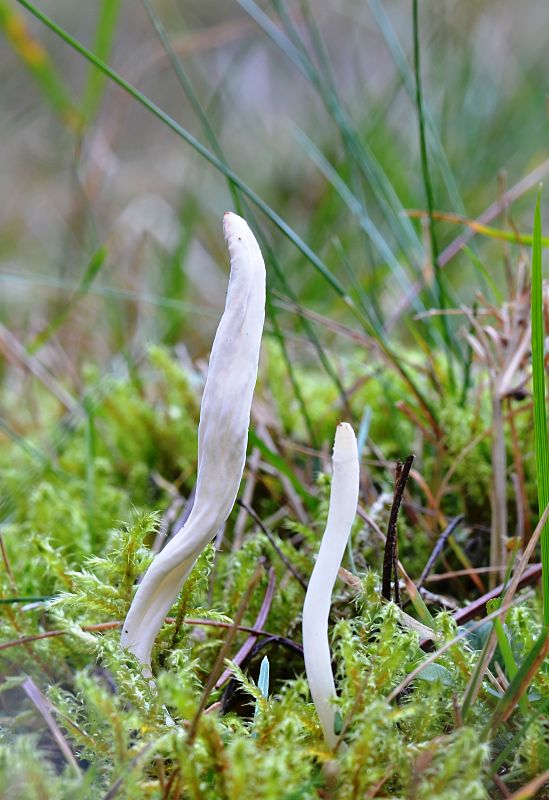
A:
[13,0,442,431]
[490,604,529,715]
[412,0,455,390]
[82,0,123,124]
[295,127,425,320]
[368,0,466,218]
[237,0,427,278]
[144,0,354,419]
[530,189,549,626]
[484,626,549,737]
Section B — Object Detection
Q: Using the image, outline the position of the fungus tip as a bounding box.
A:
[333,422,358,463]
[223,211,252,243]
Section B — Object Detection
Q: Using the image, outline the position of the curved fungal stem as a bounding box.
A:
[121,212,266,674]
[302,423,359,747]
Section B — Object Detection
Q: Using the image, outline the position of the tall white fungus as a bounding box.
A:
[121,212,266,673]
[302,423,359,747]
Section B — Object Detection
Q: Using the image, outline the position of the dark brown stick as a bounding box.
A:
[382,455,414,604]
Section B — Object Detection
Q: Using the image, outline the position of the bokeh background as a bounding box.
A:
[1,0,548,373]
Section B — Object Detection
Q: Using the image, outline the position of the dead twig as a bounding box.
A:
[382,455,415,606]
[0,617,280,653]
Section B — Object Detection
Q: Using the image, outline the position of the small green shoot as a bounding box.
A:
[253,655,270,725]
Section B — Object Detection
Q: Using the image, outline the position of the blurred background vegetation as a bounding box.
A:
[1,0,548,370]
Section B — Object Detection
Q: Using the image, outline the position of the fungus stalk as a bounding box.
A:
[302,423,359,748]
[121,212,266,674]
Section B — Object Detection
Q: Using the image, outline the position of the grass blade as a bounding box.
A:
[489,704,547,777]
[248,429,316,512]
[239,0,426,273]
[295,128,425,314]
[491,616,528,715]
[412,0,455,389]
[82,0,123,124]
[122,3,339,431]
[369,0,466,217]
[531,190,549,626]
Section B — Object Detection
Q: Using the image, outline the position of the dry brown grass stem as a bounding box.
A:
[22,677,81,777]
[425,565,522,582]
[414,308,495,319]
[387,155,549,329]
[0,617,277,653]
[232,446,261,551]
[395,400,439,444]
[187,563,264,743]
[0,323,79,414]
[461,306,510,584]
[256,423,308,524]
[505,769,549,800]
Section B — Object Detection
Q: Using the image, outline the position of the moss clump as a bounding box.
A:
[0,350,546,799]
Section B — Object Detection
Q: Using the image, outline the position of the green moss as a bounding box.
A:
[0,348,545,799]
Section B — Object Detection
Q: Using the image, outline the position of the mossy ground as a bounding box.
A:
[0,348,547,799]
